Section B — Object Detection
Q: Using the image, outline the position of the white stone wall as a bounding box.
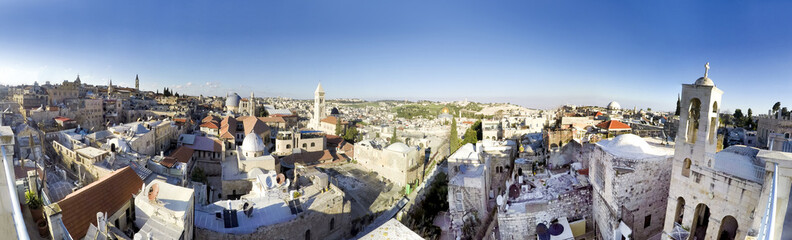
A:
[589,146,672,240]
[497,186,592,239]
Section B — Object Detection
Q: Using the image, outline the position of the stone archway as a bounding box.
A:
[716,215,738,240]
[674,197,685,224]
[690,203,710,240]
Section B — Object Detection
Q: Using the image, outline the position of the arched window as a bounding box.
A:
[311,142,315,147]
[302,143,307,148]
[717,215,738,240]
[682,158,691,177]
[286,144,291,149]
[687,98,702,143]
[712,101,718,113]
[674,197,685,224]
[330,217,335,230]
[305,230,311,240]
[691,204,711,239]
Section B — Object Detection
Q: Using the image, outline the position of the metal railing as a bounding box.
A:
[2,146,30,240]
[757,162,778,240]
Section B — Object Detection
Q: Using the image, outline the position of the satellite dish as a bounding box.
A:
[496,195,504,206]
[277,173,286,185]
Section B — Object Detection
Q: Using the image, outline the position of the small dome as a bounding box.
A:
[597,134,668,157]
[607,101,621,110]
[241,131,268,154]
[331,107,340,115]
[226,93,241,107]
[695,77,715,86]
[385,142,411,153]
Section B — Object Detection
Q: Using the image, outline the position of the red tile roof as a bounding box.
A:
[200,121,220,129]
[219,116,237,139]
[595,120,631,130]
[56,167,143,239]
[321,116,346,125]
[172,146,194,163]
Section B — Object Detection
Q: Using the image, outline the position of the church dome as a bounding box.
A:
[694,77,715,86]
[226,93,241,107]
[607,101,621,110]
[241,131,268,155]
[385,142,412,153]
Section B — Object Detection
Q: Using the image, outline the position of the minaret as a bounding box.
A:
[135,74,139,90]
[108,79,114,96]
[313,83,325,128]
[249,91,256,116]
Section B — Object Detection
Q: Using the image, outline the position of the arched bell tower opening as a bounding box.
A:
[687,98,701,144]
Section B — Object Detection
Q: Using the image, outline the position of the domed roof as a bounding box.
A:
[385,142,411,153]
[694,77,715,86]
[241,131,267,154]
[597,134,669,157]
[607,101,621,110]
[226,93,241,107]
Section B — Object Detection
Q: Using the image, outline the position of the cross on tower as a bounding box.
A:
[704,62,710,78]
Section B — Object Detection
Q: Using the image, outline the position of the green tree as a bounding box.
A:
[449,118,460,153]
[390,127,399,144]
[783,107,790,118]
[733,109,744,127]
[773,102,782,114]
[461,120,482,145]
[335,117,342,135]
[675,95,681,116]
[344,126,359,143]
[747,108,756,130]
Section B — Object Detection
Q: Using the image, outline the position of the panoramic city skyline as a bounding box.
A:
[2,1,792,112]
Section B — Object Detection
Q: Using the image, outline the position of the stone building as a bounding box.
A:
[661,64,771,240]
[353,140,423,187]
[447,143,490,239]
[221,131,278,199]
[482,119,503,141]
[196,166,352,240]
[45,166,143,240]
[496,170,591,239]
[589,134,673,239]
[275,130,326,155]
[134,180,195,240]
[46,77,81,105]
[756,114,792,149]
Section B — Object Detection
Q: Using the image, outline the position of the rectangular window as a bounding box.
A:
[644,215,651,228]
[694,171,702,183]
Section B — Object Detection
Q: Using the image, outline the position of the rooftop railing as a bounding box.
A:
[2,146,30,240]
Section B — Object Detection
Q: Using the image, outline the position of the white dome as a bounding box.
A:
[597,134,668,157]
[241,131,267,154]
[226,93,241,107]
[694,77,715,86]
[607,101,621,110]
[385,142,411,153]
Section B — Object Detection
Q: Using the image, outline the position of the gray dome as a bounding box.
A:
[607,101,621,110]
[385,142,411,153]
[695,77,715,86]
[226,93,241,107]
[241,131,268,155]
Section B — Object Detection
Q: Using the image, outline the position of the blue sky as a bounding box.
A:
[1,1,791,112]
